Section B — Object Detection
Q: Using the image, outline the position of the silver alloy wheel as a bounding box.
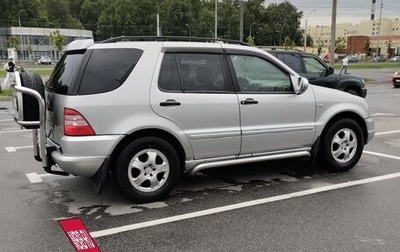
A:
[128,148,170,192]
[331,127,357,163]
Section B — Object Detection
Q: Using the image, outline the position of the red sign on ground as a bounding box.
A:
[59,217,101,252]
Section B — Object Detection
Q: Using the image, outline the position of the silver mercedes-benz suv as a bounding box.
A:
[13,37,375,203]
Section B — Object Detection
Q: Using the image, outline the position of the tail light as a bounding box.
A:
[64,108,95,136]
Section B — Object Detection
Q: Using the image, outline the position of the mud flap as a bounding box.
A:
[92,157,110,194]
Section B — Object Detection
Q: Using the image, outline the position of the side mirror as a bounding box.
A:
[297,77,309,94]
[326,66,334,75]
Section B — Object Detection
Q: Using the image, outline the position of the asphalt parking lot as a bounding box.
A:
[0,75,400,251]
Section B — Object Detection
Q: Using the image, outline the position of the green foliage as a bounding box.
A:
[48,30,66,53]
[364,39,371,56]
[283,36,295,50]
[246,35,255,46]
[8,36,19,50]
[0,0,303,46]
[335,36,346,53]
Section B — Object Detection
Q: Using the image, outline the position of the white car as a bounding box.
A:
[37,56,51,65]
[12,37,375,203]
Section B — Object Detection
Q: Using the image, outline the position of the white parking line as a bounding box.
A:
[90,172,400,238]
[25,172,55,183]
[363,151,400,161]
[371,113,396,117]
[375,130,400,136]
[0,129,30,134]
[4,145,32,152]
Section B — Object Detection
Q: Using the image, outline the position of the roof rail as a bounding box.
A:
[99,36,249,46]
[259,46,303,52]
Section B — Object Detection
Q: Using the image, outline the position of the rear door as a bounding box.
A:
[150,50,241,159]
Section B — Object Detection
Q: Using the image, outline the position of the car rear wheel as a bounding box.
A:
[115,137,181,203]
[319,119,364,172]
[20,72,45,129]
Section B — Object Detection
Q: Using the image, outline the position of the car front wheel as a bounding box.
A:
[319,119,364,172]
[115,137,181,203]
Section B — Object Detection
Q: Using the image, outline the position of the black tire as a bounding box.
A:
[115,137,181,203]
[20,72,45,129]
[346,89,359,96]
[319,119,364,172]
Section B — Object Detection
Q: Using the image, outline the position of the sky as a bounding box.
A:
[264,0,400,26]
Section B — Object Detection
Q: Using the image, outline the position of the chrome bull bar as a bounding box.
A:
[11,72,48,168]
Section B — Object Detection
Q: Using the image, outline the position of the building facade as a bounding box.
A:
[0,27,93,61]
[307,18,400,57]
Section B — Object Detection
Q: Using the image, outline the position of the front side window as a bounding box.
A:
[303,56,327,75]
[230,55,292,93]
[159,53,227,92]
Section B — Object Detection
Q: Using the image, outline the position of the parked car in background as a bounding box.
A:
[389,56,400,62]
[392,71,400,88]
[267,50,367,97]
[321,53,338,63]
[346,55,359,63]
[12,37,375,203]
[37,56,52,65]
[370,55,386,62]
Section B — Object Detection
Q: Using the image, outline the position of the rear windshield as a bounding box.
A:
[47,48,143,95]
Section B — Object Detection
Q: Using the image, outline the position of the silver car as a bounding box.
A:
[13,37,375,203]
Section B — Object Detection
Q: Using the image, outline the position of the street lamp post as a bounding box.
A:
[304,9,316,52]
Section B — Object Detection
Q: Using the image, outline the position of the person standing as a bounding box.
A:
[2,57,16,89]
[339,56,349,75]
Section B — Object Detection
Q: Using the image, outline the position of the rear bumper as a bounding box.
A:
[47,135,124,178]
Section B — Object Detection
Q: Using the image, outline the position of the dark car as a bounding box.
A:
[371,55,386,62]
[392,71,400,88]
[267,50,367,97]
[346,55,359,63]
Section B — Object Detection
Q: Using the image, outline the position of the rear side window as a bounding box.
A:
[159,53,227,92]
[47,48,143,95]
[282,54,303,73]
[47,50,88,95]
[79,48,143,95]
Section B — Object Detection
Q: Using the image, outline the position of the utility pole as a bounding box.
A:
[304,10,316,52]
[215,0,218,39]
[239,1,244,42]
[19,14,24,61]
[329,0,337,67]
[376,0,383,57]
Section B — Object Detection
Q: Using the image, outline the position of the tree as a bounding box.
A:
[302,34,314,47]
[48,30,66,59]
[8,36,19,50]
[246,35,255,46]
[386,39,393,58]
[364,39,370,56]
[335,36,346,53]
[283,36,295,50]
[44,0,83,28]
[258,1,302,46]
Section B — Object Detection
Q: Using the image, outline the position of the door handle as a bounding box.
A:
[160,99,181,106]
[240,98,258,105]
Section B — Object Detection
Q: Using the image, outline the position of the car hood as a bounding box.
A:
[329,72,363,81]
